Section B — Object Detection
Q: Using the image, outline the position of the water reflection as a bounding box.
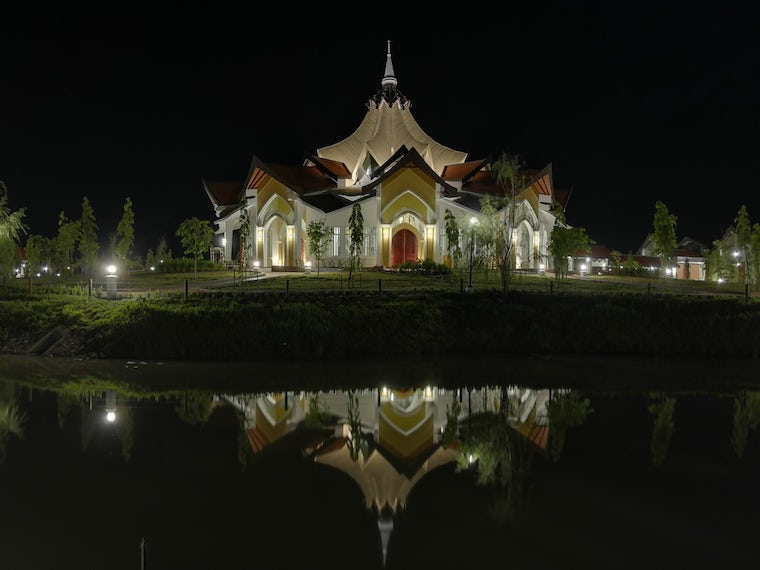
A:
[1,355,760,569]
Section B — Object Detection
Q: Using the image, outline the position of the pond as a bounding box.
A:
[1,354,759,569]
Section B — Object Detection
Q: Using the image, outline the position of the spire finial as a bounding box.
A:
[368,40,409,109]
[381,39,397,89]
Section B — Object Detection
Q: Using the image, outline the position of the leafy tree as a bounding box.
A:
[113,197,135,264]
[53,211,79,275]
[305,218,331,277]
[238,200,251,273]
[749,224,760,289]
[547,206,593,281]
[443,209,462,268]
[346,390,367,462]
[77,196,99,276]
[0,181,27,280]
[650,200,677,277]
[176,217,214,275]
[24,234,54,275]
[492,151,525,292]
[347,203,364,285]
[734,205,751,286]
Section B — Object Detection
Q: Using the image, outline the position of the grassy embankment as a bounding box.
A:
[1,269,759,361]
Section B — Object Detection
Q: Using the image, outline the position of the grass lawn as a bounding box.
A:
[1,265,753,299]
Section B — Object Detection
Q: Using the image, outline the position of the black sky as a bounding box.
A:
[1,1,758,256]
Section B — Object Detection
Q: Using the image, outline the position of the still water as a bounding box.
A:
[1,354,760,570]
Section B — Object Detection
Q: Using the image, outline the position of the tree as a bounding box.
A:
[0,181,27,281]
[547,206,593,282]
[347,203,364,285]
[492,151,525,292]
[113,197,135,265]
[155,235,173,263]
[53,212,79,275]
[24,234,54,275]
[305,219,331,277]
[238,200,251,275]
[176,217,214,276]
[734,205,751,286]
[650,200,677,278]
[443,209,462,268]
[77,196,99,276]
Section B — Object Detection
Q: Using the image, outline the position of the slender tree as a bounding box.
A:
[650,200,677,277]
[77,196,99,276]
[347,203,364,285]
[492,151,525,292]
[238,201,251,278]
[176,217,214,276]
[113,197,135,265]
[443,209,462,269]
[734,205,751,286]
[305,219,331,277]
[53,211,79,275]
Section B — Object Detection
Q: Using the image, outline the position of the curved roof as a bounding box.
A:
[316,41,467,181]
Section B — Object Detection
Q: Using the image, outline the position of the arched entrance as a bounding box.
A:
[391,229,417,266]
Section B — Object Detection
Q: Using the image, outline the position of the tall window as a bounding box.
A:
[332,226,341,256]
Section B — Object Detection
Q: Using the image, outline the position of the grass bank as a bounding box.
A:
[1,281,759,361]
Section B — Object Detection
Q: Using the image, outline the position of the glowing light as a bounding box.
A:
[106,411,116,422]
[580,264,587,272]
[106,265,117,275]
[150,266,155,271]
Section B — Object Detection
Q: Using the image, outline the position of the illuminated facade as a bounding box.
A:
[204,42,564,271]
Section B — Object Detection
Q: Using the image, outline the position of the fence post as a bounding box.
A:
[286,279,289,297]
[185,279,189,300]
[88,278,93,297]
[550,280,553,294]
[647,282,651,295]
[378,279,382,295]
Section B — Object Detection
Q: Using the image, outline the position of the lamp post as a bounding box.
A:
[105,264,118,299]
[467,216,477,292]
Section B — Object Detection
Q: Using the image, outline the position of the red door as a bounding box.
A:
[391,229,417,266]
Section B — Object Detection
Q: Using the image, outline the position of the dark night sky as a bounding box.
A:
[1,1,758,257]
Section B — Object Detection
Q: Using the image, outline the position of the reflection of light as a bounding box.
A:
[222,237,227,247]
[106,411,116,422]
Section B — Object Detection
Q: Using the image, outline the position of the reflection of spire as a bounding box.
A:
[377,505,394,567]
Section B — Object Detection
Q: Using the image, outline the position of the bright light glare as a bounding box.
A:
[106,265,117,275]
[106,411,116,422]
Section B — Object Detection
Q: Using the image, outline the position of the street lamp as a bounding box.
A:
[105,264,118,299]
[467,216,478,292]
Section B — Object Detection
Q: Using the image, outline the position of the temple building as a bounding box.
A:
[203,42,566,271]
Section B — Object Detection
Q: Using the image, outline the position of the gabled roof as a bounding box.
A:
[303,154,352,180]
[244,154,338,195]
[362,146,457,195]
[203,179,245,218]
[441,158,491,182]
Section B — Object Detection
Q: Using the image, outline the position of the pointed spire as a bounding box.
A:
[368,40,410,110]
[381,40,397,90]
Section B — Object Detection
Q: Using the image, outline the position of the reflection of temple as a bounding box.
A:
[218,385,551,566]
